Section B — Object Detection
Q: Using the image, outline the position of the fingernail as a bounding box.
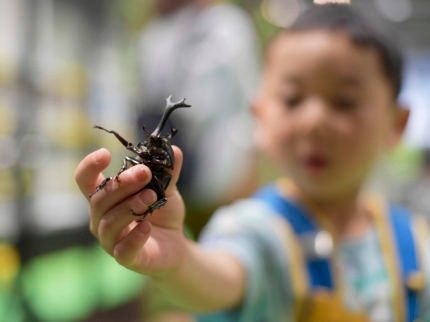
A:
[140,189,156,205]
[133,164,147,175]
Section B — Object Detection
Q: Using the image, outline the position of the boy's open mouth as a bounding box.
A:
[302,154,329,173]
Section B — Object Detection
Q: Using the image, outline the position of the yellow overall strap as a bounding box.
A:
[367,196,405,322]
[273,180,345,319]
[410,215,428,293]
[271,215,309,318]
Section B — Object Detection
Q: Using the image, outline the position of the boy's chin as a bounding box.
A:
[295,180,361,203]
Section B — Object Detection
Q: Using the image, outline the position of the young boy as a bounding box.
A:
[75,4,430,322]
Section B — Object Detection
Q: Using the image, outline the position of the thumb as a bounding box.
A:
[75,148,111,201]
[165,145,183,197]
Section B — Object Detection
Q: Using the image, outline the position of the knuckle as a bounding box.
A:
[128,195,147,215]
[139,189,157,206]
[89,186,114,212]
[89,222,97,237]
[89,193,104,213]
[113,244,135,268]
[98,223,114,254]
[102,179,117,194]
[98,215,114,235]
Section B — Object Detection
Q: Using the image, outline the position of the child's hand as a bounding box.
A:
[74,146,187,278]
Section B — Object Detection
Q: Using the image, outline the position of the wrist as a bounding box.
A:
[149,240,246,312]
[150,234,195,282]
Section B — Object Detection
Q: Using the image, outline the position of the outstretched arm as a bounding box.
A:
[74,147,246,312]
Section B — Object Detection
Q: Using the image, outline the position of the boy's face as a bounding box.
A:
[254,31,408,200]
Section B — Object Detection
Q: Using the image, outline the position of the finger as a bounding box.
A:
[96,189,157,254]
[90,187,156,238]
[89,164,153,225]
[75,148,111,201]
[113,220,152,270]
[165,145,183,196]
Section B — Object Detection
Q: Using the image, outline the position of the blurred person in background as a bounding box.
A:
[135,0,261,234]
[134,0,260,320]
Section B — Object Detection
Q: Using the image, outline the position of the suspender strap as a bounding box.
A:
[254,185,334,290]
[389,205,420,322]
[255,185,423,322]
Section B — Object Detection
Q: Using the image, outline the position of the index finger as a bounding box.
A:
[75,148,111,201]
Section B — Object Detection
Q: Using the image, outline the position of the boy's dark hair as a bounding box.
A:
[286,4,403,99]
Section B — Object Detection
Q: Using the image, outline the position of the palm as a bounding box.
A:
[135,190,187,275]
[138,225,186,274]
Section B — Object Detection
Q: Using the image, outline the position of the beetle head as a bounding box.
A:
[151,96,190,137]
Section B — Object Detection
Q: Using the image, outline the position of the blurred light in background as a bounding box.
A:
[401,52,430,148]
[375,0,412,22]
[260,0,302,27]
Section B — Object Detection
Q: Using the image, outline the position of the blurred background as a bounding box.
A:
[0,0,429,321]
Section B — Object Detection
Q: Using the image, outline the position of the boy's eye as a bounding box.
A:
[282,95,303,108]
[332,97,358,110]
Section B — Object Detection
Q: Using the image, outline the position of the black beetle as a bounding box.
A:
[90,95,191,218]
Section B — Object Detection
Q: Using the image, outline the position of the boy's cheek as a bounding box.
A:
[253,126,268,152]
[267,140,293,167]
[341,139,382,173]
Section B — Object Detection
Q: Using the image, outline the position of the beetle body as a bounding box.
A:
[91,96,191,218]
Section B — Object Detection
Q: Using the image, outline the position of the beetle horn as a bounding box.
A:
[152,96,191,137]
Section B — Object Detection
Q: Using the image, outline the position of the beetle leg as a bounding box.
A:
[89,176,112,198]
[140,197,167,219]
[115,156,142,182]
[89,156,143,197]
[134,197,167,221]
[132,176,167,220]
[94,126,140,154]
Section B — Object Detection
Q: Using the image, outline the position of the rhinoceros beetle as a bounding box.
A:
[90,96,191,218]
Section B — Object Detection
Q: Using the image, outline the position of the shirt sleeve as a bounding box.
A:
[196,199,294,322]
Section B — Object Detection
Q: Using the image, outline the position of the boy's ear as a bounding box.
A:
[388,104,410,147]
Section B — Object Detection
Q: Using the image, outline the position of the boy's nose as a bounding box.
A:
[299,98,329,134]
